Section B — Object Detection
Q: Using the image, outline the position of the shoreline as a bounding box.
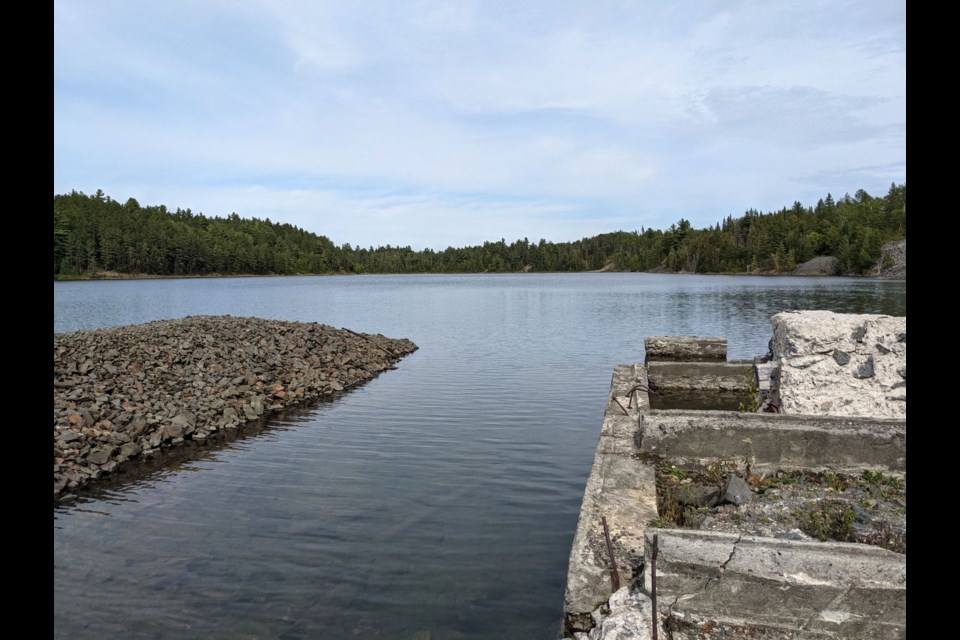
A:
[54,315,418,500]
[54,269,905,282]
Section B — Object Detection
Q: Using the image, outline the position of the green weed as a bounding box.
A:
[797,499,856,542]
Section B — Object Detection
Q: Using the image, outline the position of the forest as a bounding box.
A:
[53,184,905,278]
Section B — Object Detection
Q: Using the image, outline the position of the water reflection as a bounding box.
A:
[54,273,905,639]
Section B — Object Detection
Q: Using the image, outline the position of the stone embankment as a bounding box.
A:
[54,315,417,497]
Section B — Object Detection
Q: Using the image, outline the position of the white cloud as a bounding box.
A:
[54,0,906,249]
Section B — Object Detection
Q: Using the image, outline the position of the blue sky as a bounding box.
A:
[54,1,905,251]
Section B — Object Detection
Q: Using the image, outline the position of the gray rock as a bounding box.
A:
[78,408,95,427]
[119,442,141,458]
[108,432,131,445]
[721,474,752,506]
[128,417,147,435]
[853,355,875,379]
[170,413,195,429]
[675,484,720,508]
[85,447,115,465]
[162,424,184,440]
[832,350,850,366]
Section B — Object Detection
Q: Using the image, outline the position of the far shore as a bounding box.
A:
[55,268,901,282]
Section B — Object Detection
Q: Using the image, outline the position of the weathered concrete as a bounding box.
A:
[564,365,658,634]
[644,337,727,363]
[644,529,905,639]
[564,313,907,638]
[566,586,660,640]
[646,361,754,393]
[770,311,906,419]
[637,411,906,474]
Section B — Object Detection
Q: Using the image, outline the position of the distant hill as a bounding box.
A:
[54,184,906,278]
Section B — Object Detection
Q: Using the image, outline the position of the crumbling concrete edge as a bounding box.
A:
[643,529,906,637]
[563,364,659,634]
[637,410,906,475]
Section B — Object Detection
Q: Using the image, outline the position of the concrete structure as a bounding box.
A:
[564,364,658,633]
[562,312,906,639]
[769,311,906,419]
[638,411,905,474]
[644,337,728,363]
[645,530,905,639]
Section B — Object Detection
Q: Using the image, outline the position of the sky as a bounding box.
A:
[54,0,906,251]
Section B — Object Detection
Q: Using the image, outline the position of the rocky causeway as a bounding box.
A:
[53,315,418,498]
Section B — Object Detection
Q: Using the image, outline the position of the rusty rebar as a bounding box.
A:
[613,397,630,415]
[624,383,662,408]
[601,516,620,592]
[651,533,659,640]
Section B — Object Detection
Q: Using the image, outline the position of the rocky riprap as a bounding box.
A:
[54,315,417,498]
[879,238,906,279]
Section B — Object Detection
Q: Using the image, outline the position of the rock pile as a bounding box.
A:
[879,239,906,279]
[54,315,417,497]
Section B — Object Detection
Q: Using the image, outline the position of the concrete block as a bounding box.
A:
[646,361,754,392]
[644,529,905,638]
[645,337,727,363]
[637,411,905,474]
[770,311,906,419]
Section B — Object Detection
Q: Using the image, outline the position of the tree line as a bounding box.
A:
[53,184,905,278]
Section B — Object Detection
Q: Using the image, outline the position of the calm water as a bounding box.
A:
[53,273,906,639]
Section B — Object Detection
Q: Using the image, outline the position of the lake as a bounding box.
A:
[53,273,906,639]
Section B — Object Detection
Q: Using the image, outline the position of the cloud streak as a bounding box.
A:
[54,0,905,250]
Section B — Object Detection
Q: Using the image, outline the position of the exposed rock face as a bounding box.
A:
[879,239,906,280]
[791,239,905,278]
[769,311,905,418]
[792,255,839,276]
[54,315,417,497]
